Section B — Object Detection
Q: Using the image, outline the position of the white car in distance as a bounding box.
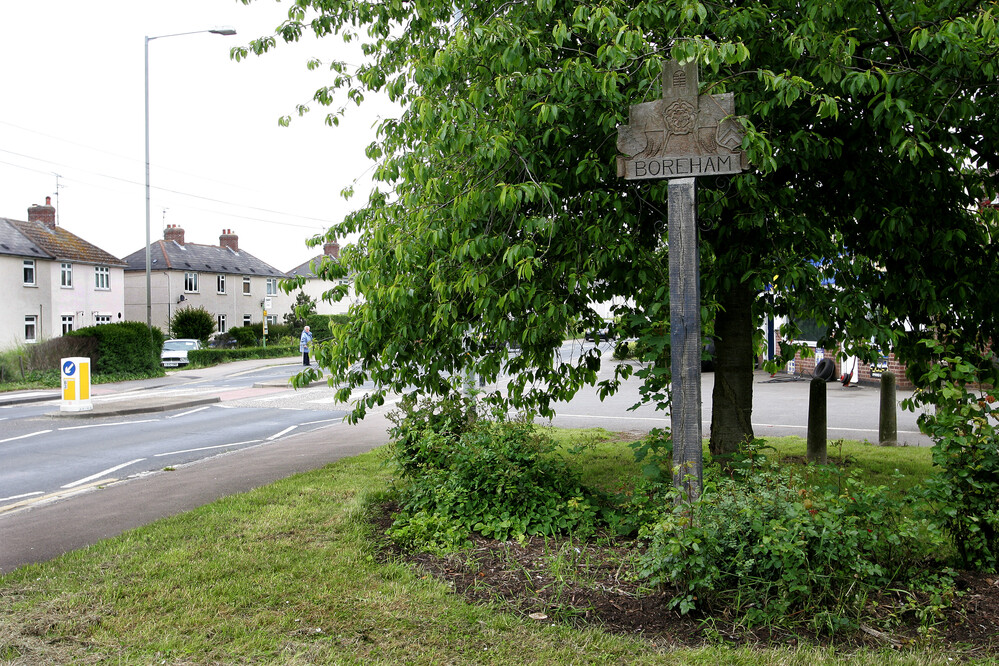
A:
[161,338,201,368]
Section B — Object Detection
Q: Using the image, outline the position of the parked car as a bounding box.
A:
[584,323,615,342]
[161,338,201,367]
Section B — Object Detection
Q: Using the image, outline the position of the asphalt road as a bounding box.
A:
[0,351,928,574]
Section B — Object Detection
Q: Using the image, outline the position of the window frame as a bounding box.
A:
[61,262,73,288]
[94,265,111,290]
[242,276,251,295]
[23,259,36,286]
[266,278,278,296]
[24,315,38,342]
[61,315,75,335]
[217,313,227,333]
[95,314,112,326]
[184,272,199,293]
[217,274,226,294]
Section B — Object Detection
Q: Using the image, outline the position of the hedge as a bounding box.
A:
[66,321,164,375]
[187,345,297,367]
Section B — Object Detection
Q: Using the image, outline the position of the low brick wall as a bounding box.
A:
[778,344,913,389]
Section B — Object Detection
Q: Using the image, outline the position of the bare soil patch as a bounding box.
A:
[373,505,999,657]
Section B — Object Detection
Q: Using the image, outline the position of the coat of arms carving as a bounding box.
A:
[617,61,749,180]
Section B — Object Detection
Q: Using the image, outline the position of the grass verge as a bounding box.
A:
[0,438,975,665]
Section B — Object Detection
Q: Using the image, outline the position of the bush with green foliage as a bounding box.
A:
[171,306,216,341]
[0,336,99,382]
[187,345,297,367]
[387,397,605,548]
[226,326,260,348]
[907,339,999,571]
[283,291,317,327]
[66,322,163,375]
[637,460,946,631]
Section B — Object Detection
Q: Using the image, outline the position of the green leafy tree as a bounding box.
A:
[171,306,216,342]
[284,291,318,327]
[236,0,999,454]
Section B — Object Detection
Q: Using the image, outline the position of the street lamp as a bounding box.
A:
[144,26,237,331]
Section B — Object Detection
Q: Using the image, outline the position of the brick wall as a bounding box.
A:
[775,338,913,389]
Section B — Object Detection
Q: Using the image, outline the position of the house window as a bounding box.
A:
[61,315,74,335]
[95,314,112,325]
[184,272,199,293]
[243,314,252,327]
[242,276,251,295]
[266,314,278,325]
[217,274,226,294]
[24,315,37,342]
[266,278,278,296]
[95,265,110,290]
[23,260,36,286]
[217,314,227,333]
[61,263,73,288]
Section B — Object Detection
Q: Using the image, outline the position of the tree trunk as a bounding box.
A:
[709,277,756,460]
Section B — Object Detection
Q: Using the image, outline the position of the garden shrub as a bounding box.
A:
[387,394,479,476]
[908,339,999,571]
[613,340,633,360]
[0,337,97,385]
[170,306,216,341]
[67,321,163,375]
[637,462,946,630]
[387,398,604,547]
[226,326,259,348]
[187,345,297,367]
[237,322,292,345]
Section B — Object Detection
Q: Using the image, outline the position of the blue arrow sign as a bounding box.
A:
[63,360,76,376]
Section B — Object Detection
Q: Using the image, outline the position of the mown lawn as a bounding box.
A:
[0,435,978,665]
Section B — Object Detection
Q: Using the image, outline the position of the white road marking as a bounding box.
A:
[154,440,262,457]
[62,459,145,489]
[167,406,212,419]
[0,491,44,503]
[267,426,298,440]
[554,413,671,422]
[556,414,923,436]
[299,417,343,426]
[93,389,210,403]
[0,430,52,444]
[58,419,158,431]
[754,423,924,435]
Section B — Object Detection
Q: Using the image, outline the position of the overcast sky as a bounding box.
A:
[0,0,392,271]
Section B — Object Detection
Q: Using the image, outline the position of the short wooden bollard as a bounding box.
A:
[807,377,828,464]
[879,371,897,445]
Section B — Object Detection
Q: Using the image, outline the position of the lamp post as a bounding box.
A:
[144,26,236,331]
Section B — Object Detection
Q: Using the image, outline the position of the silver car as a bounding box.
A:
[161,338,201,367]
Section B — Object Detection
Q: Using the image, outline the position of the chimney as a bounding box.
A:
[27,196,57,229]
[220,228,238,251]
[164,224,185,245]
[323,240,340,259]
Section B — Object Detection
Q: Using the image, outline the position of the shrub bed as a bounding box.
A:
[187,345,297,367]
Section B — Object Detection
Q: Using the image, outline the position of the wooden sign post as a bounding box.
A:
[617,61,747,501]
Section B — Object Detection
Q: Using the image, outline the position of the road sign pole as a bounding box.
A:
[616,60,749,502]
[667,178,703,501]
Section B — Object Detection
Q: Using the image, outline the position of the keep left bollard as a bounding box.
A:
[60,357,93,412]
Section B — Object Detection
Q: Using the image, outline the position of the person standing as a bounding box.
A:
[300,325,313,366]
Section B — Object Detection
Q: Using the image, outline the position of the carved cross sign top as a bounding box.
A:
[617,60,748,180]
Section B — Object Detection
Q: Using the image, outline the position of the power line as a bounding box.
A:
[0,147,345,229]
